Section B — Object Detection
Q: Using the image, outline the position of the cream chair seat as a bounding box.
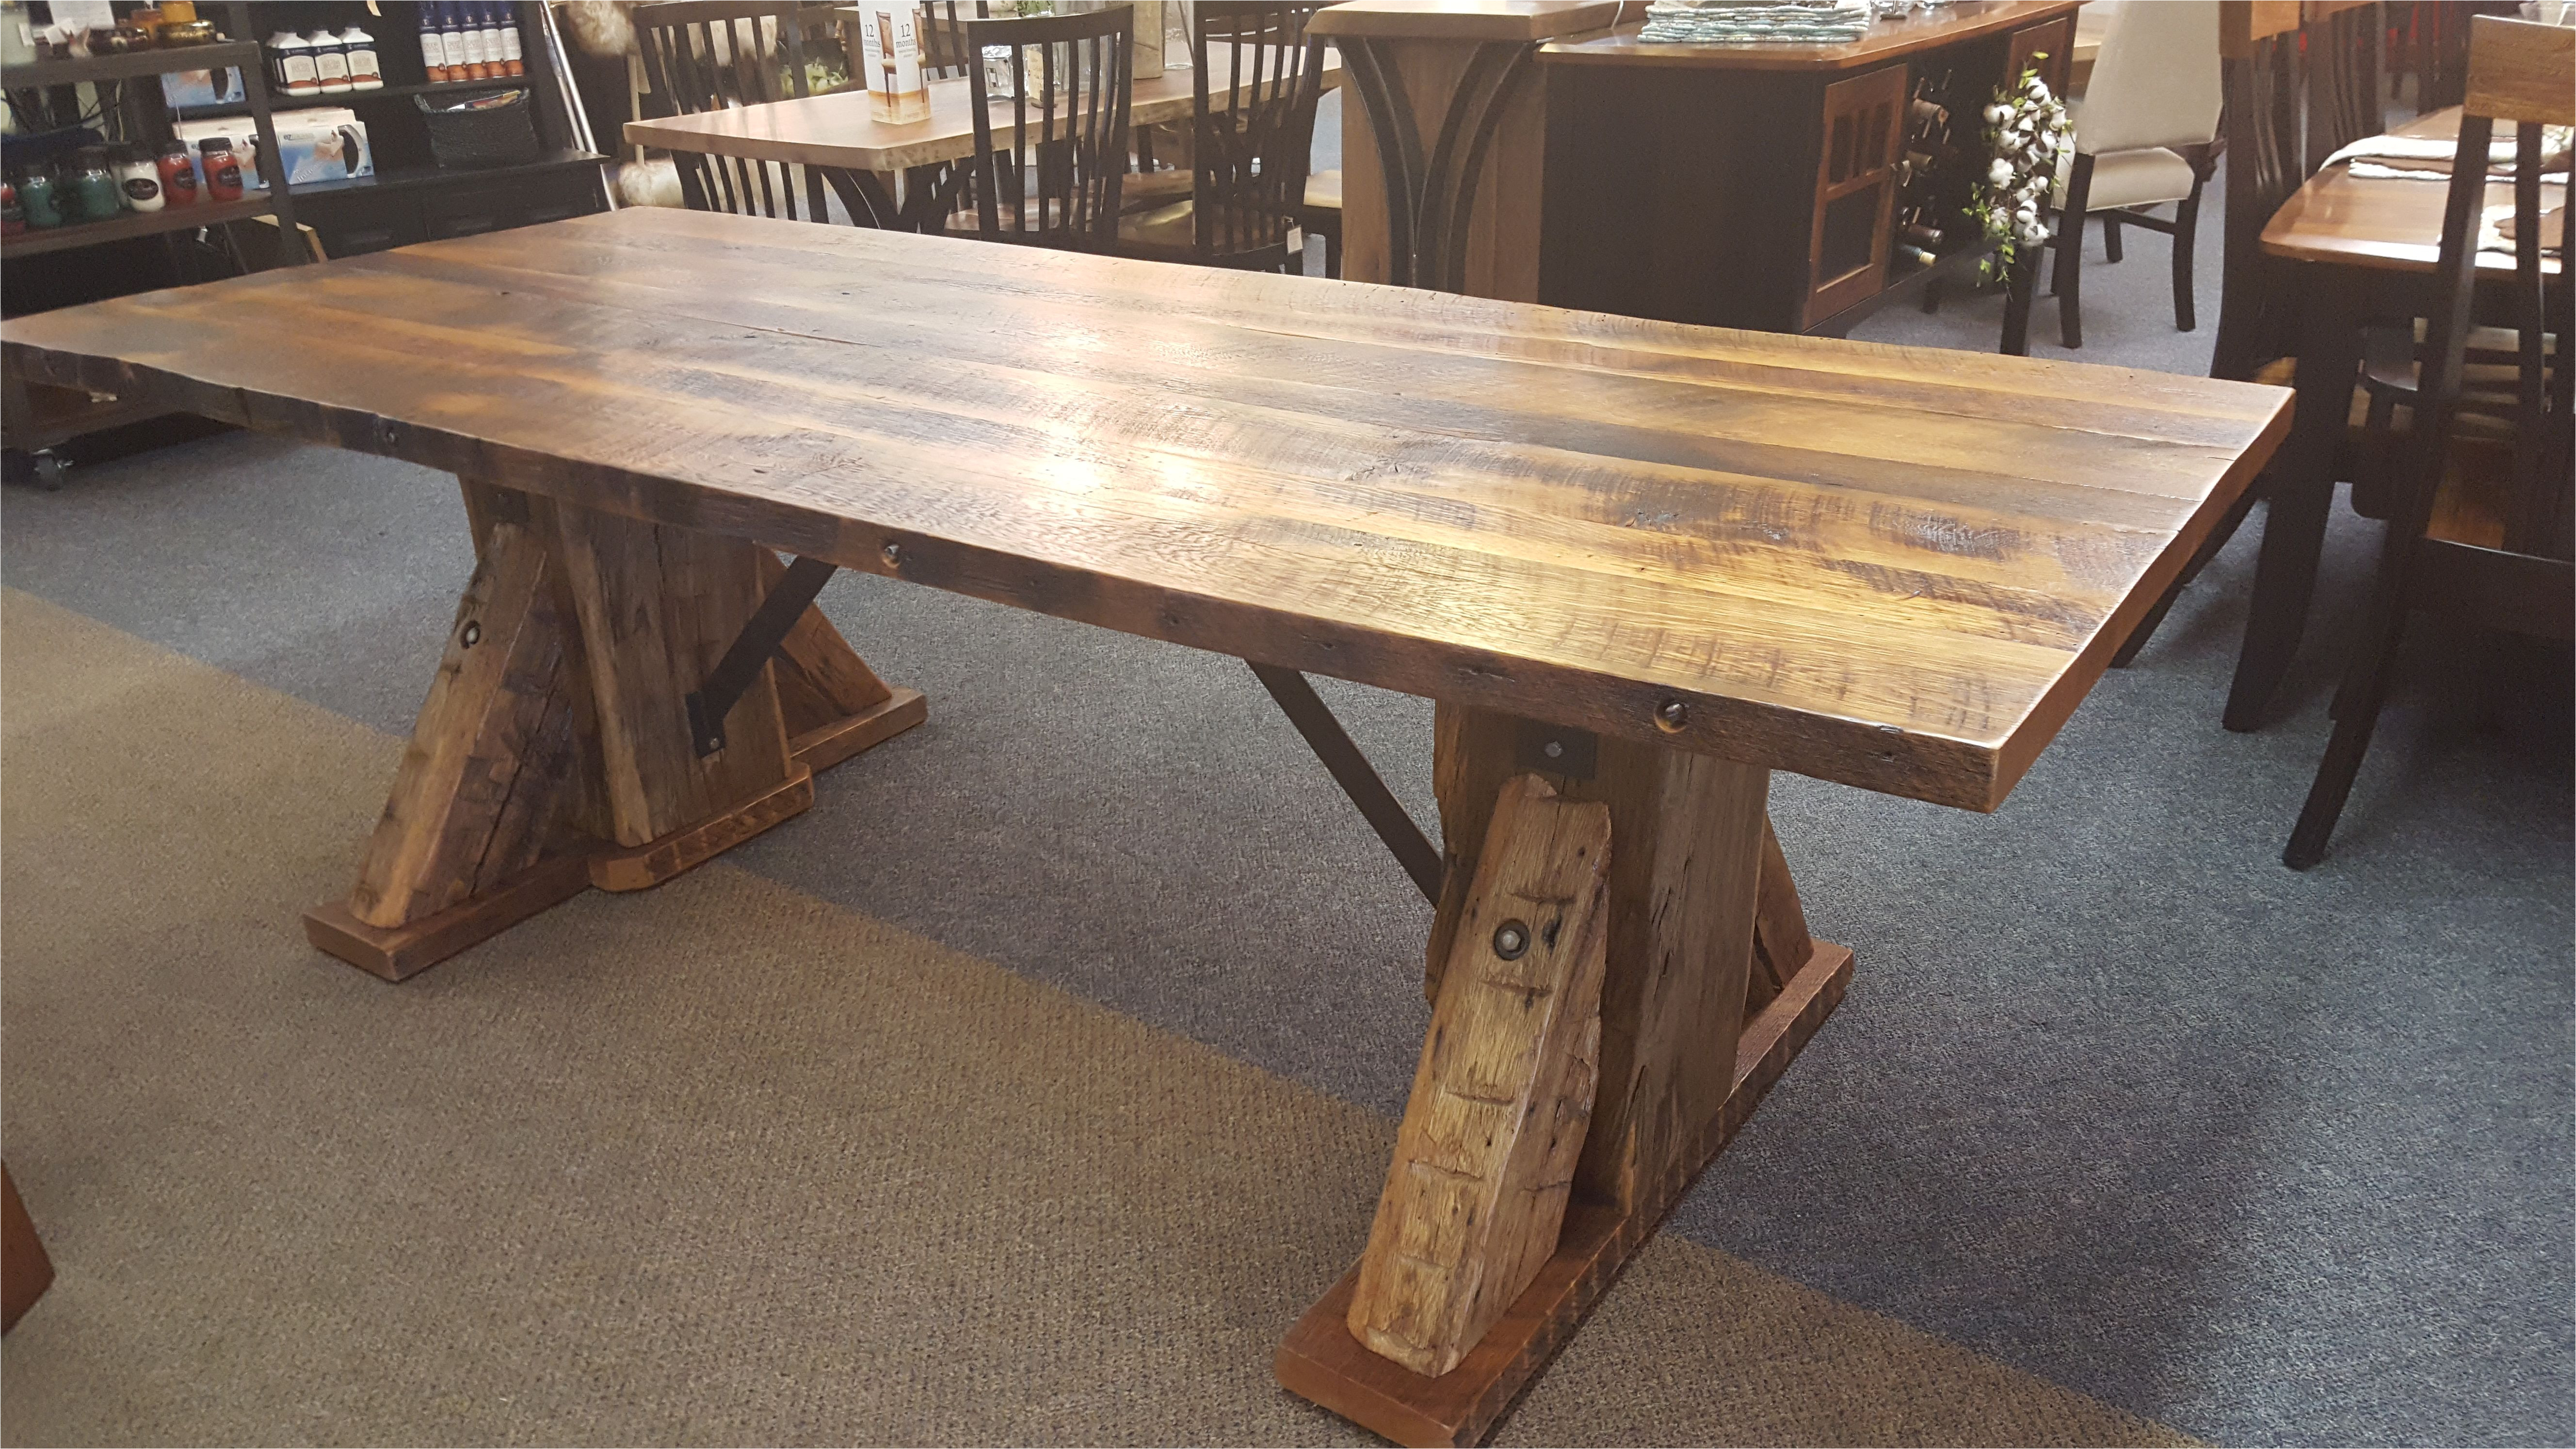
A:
[2045,0,2222,349]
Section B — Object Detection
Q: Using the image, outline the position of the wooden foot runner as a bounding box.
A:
[303,478,924,981]
[1278,706,1854,1447]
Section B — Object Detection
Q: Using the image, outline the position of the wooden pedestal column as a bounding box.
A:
[303,478,925,980]
[1278,705,1853,1448]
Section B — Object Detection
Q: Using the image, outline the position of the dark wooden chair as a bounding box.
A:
[918,0,988,81]
[633,0,827,222]
[2285,15,2572,868]
[955,6,1135,250]
[2304,0,2386,172]
[1116,1,1330,272]
[2113,0,2387,666]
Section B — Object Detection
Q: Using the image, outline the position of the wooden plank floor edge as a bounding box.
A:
[1275,939,1855,1448]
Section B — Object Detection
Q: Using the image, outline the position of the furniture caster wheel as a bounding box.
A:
[30,452,69,491]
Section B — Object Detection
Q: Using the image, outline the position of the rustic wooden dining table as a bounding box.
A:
[0,206,2287,1447]
[2225,104,2566,730]
[622,44,1341,232]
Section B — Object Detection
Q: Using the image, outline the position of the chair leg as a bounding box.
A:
[2284,599,2409,869]
[2054,155,2093,350]
[2172,183,2203,333]
[2103,212,2124,263]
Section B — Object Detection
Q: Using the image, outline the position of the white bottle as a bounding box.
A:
[271,30,319,97]
[454,2,489,77]
[494,4,523,77]
[339,25,383,90]
[308,28,353,94]
[474,5,506,77]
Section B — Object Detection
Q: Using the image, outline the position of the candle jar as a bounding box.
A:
[195,137,244,201]
[114,146,164,211]
[17,167,62,228]
[66,147,126,220]
[157,140,201,207]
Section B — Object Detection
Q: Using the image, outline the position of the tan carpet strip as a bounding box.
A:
[0,588,2188,1447]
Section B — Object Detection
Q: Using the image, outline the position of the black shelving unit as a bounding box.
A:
[206,0,607,258]
[0,9,306,471]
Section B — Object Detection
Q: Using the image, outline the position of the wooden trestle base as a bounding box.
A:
[302,477,925,982]
[1278,703,1854,1447]
[1276,939,1851,1449]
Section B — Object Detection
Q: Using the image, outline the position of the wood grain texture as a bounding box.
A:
[1350,774,1611,1379]
[1538,0,2081,71]
[0,207,2290,811]
[624,47,1341,174]
[346,519,587,928]
[587,764,814,890]
[2261,107,2568,274]
[0,1166,53,1336]
[1279,936,1854,1448]
[535,495,796,846]
[304,856,596,982]
[2463,16,2575,127]
[1746,817,1814,1012]
[791,684,928,773]
[1335,30,1553,300]
[1427,707,1767,1215]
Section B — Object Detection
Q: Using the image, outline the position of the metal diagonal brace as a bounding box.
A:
[1248,662,1445,903]
[687,555,838,757]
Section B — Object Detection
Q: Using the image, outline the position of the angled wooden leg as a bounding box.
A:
[1280,707,1854,1448]
[303,512,597,979]
[304,480,925,980]
[1349,774,1612,1379]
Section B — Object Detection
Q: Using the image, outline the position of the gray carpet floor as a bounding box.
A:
[2,165,2569,1445]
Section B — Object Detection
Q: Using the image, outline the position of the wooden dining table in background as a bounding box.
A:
[623,42,1342,231]
[2224,105,2565,731]
[1,207,2287,1448]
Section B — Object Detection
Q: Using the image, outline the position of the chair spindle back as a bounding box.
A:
[633,1,825,222]
[964,6,1136,250]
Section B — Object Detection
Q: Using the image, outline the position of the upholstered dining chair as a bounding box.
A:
[2285,15,2572,868]
[2047,0,2223,349]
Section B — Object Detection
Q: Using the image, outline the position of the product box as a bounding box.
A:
[853,6,928,125]
[160,61,248,109]
[176,114,373,189]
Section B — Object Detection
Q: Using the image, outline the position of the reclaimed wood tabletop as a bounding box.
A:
[2,206,2288,813]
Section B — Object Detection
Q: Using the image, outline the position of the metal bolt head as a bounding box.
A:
[460,621,482,648]
[1543,739,1564,759]
[1654,697,1689,733]
[882,541,903,565]
[1492,919,1530,960]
